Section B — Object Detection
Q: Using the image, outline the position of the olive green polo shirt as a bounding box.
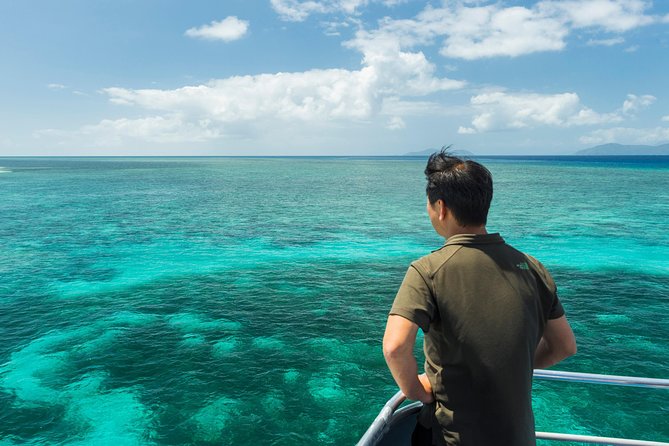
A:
[390,233,564,446]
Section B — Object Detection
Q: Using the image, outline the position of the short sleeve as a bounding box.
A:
[548,293,565,320]
[525,254,565,320]
[389,264,435,332]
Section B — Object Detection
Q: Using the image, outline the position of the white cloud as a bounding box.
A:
[270,0,408,21]
[104,58,462,122]
[82,115,222,143]
[271,0,360,21]
[622,94,656,114]
[538,0,654,32]
[321,20,350,36]
[48,83,91,96]
[459,92,653,134]
[380,97,448,117]
[580,126,669,145]
[460,91,622,133]
[386,116,405,130]
[345,0,660,61]
[185,17,249,42]
[439,5,569,59]
[85,38,463,143]
[458,126,476,135]
[662,115,669,122]
[345,4,564,60]
[104,69,379,122]
[587,37,625,46]
[36,115,222,146]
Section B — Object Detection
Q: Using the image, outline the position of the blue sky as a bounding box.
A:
[1,0,668,155]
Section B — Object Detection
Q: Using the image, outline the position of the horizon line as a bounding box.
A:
[3,154,669,159]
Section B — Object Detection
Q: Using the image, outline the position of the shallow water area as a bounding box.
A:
[0,156,667,445]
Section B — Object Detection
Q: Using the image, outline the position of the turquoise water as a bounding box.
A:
[0,156,667,445]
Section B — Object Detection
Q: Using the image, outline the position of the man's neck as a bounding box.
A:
[444,225,488,240]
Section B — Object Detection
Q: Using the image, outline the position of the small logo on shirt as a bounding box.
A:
[516,262,529,270]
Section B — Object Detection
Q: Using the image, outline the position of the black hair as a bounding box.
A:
[424,147,493,226]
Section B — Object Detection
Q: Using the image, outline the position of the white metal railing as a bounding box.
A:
[357,370,669,446]
[535,432,669,445]
[534,370,669,389]
[357,391,407,446]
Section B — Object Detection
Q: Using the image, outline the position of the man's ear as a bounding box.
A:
[437,200,448,221]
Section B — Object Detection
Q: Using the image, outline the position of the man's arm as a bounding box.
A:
[383,315,434,403]
[534,315,577,369]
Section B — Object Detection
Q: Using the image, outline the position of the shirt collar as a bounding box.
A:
[443,233,504,247]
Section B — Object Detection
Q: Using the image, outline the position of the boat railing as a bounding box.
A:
[358,370,669,446]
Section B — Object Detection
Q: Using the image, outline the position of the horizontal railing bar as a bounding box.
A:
[536,431,669,445]
[534,370,669,389]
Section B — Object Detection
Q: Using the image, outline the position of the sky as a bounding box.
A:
[1,0,669,156]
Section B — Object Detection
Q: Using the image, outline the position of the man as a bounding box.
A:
[383,150,576,446]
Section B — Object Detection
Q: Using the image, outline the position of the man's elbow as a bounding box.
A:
[382,340,401,361]
[383,338,410,362]
[563,337,577,358]
[383,315,419,363]
[544,316,577,363]
[554,335,577,362]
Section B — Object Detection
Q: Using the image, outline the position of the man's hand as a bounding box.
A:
[418,373,434,404]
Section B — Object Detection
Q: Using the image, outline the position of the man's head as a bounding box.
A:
[424,148,493,227]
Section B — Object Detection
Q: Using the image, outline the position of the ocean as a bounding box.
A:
[0,156,667,445]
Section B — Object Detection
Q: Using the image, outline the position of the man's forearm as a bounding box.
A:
[534,337,558,369]
[534,316,577,369]
[384,348,429,401]
[534,336,576,369]
[383,315,433,403]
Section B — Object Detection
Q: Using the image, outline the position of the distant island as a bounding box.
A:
[404,148,476,157]
[573,143,669,155]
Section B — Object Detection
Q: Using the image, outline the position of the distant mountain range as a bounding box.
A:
[404,148,476,157]
[573,143,669,155]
